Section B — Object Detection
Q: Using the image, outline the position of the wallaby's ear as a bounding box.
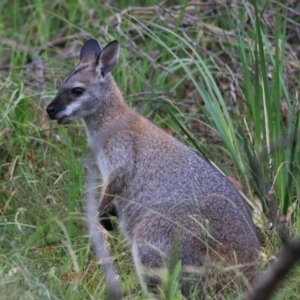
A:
[97,40,119,79]
[79,39,102,64]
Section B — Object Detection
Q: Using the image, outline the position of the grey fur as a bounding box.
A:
[47,39,259,298]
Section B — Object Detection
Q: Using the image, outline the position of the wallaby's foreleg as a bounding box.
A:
[99,187,117,231]
[132,242,165,295]
[98,169,127,230]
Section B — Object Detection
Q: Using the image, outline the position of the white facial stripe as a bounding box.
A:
[65,101,82,116]
[55,110,66,119]
[73,82,86,88]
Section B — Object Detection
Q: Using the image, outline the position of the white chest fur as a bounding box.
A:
[85,127,110,183]
[95,150,110,182]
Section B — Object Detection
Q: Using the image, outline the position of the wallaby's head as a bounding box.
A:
[46,39,119,124]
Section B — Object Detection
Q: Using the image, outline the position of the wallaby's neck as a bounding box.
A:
[82,76,131,150]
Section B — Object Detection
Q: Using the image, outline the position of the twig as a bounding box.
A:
[246,239,300,300]
[244,129,300,299]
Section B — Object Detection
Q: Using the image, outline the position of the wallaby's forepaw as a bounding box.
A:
[100,213,115,231]
[99,204,118,231]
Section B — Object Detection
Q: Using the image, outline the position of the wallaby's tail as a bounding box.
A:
[84,153,122,300]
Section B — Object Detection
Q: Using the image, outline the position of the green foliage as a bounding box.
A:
[1,0,300,299]
[237,1,300,217]
[159,260,182,300]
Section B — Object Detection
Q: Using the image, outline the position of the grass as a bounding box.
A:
[1,0,300,299]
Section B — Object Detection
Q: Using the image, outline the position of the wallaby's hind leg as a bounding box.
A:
[198,194,259,283]
[130,194,258,298]
[132,242,166,295]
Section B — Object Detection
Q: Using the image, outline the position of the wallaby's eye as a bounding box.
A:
[72,87,85,96]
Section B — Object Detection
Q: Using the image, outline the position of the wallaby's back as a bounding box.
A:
[47,39,259,299]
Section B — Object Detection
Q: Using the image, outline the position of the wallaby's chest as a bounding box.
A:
[86,133,111,182]
[95,150,110,181]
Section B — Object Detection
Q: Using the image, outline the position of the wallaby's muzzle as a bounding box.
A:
[46,96,69,124]
[46,103,57,119]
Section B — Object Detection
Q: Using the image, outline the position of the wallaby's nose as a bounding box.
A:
[46,105,56,117]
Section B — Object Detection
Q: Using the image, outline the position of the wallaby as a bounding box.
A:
[46,39,260,298]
